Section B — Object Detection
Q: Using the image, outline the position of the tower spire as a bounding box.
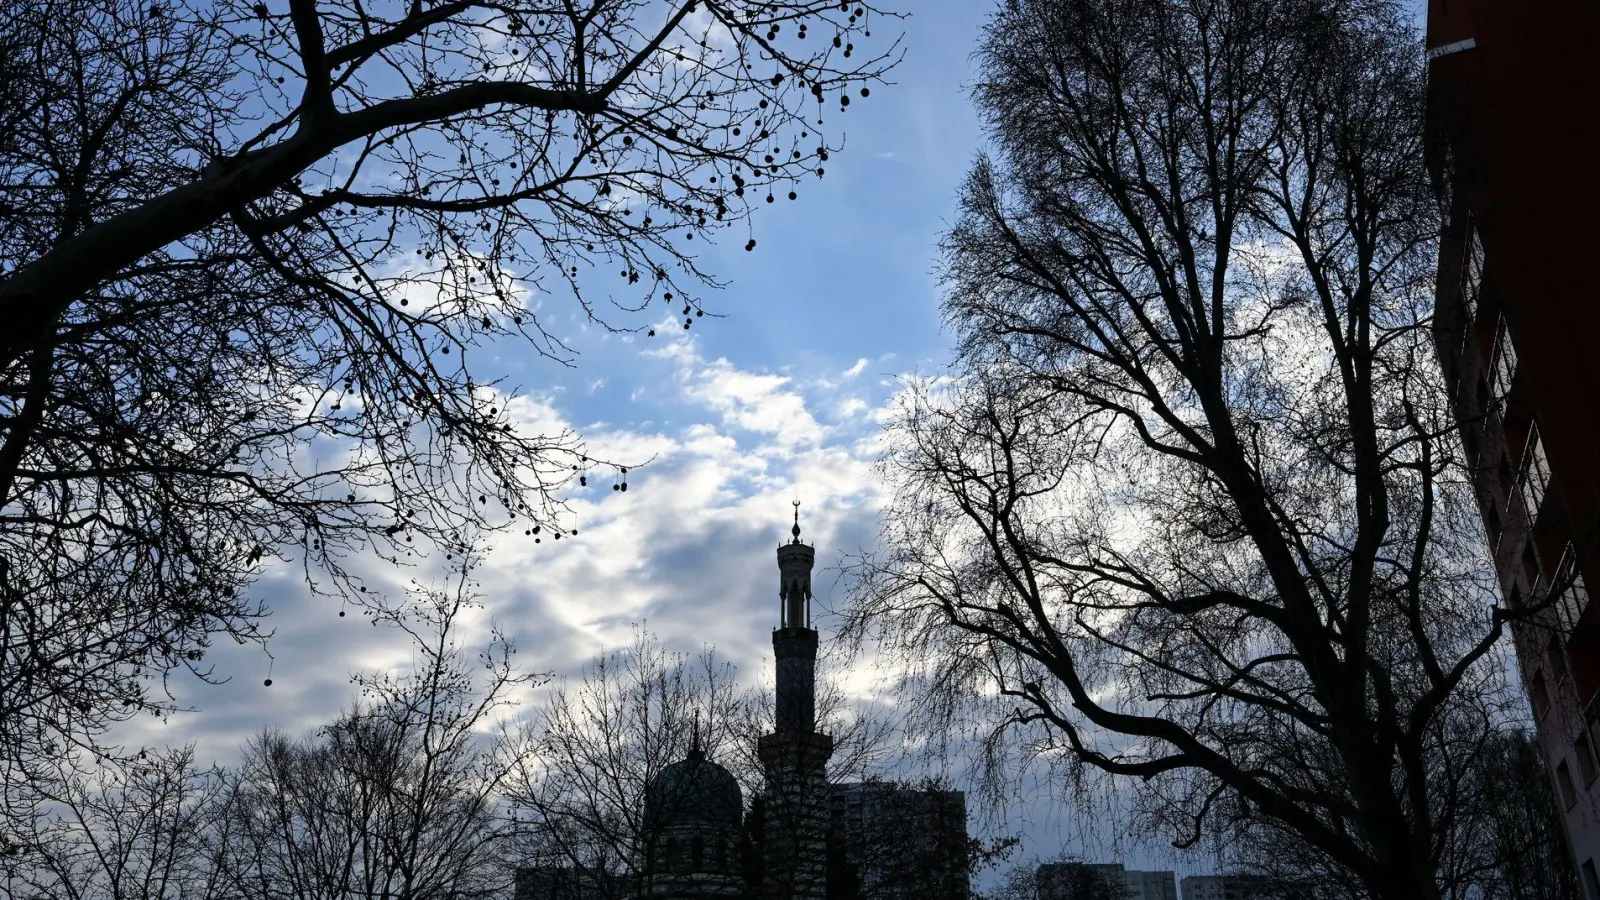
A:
[777,502,812,630]
[773,502,817,730]
[761,503,832,900]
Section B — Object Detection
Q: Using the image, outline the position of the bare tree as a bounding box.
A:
[502,628,893,900]
[211,560,534,900]
[981,855,1122,900]
[0,747,229,900]
[0,0,900,810]
[0,553,533,900]
[839,1,1543,898]
[1441,729,1578,900]
[1227,727,1580,900]
[502,631,748,899]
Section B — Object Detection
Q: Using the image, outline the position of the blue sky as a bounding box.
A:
[112,1,1226,882]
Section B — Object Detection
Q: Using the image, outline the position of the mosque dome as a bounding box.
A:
[647,747,742,830]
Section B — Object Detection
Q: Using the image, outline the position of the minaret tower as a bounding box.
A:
[758,502,833,900]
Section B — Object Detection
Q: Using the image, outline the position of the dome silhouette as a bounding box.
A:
[647,746,741,829]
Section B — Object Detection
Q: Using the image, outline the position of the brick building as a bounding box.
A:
[1424,0,1600,894]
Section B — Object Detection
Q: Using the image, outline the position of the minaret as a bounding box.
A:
[758,502,833,900]
[775,502,817,733]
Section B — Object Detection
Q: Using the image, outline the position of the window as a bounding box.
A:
[1519,425,1552,526]
[1515,623,1542,666]
[1583,859,1600,900]
[1556,547,1592,636]
[1460,221,1484,341]
[1490,316,1518,409]
[1549,633,1571,683]
[1579,733,1599,785]
[1557,758,1578,809]
[1532,671,1552,718]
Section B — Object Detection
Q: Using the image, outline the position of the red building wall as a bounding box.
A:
[1427,0,1600,892]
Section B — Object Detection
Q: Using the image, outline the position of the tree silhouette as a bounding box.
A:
[0,0,899,824]
[502,632,749,900]
[841,1,1548,897]
[210,561,529,900]
[0,747,228,900]
[501,629,898,900]
[984,855,1123,900]
[0,557,526,899]
[1227,728,1580,900]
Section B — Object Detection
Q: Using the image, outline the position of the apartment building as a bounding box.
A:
[1425,0,1600,894]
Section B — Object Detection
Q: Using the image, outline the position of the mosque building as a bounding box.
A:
[516,507,971,900]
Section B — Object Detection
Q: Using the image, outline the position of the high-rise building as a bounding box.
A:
[1036,862,1177,900]
[829,781,970,900]
[1424,0,1600,895]
[1177,874,1267,900]
[1122,868,1178,900]
[1035,862,1118,900]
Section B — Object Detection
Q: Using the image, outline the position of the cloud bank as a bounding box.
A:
[113,329,893,772]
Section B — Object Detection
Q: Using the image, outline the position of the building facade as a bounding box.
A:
[759,506,971,900]
[1424,0,1600,895]
[646,742,747,900]
[1177,875,1266,900]
[1036,862,1177,900]
[517,508,970,900]
[1122,869,1177,900]
[829,782,970,900]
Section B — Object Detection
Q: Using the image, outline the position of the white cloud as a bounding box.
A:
[837,397,869,418]
[116,333,895,771]
[679,5,737,52]
[647,335,827,449]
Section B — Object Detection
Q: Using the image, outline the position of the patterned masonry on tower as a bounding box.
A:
[774,509,816,735]
[760,502,833,900]
[757,732,831,900]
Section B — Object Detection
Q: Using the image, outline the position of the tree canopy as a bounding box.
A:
[841,1,1551,897]
[0,0,898,817]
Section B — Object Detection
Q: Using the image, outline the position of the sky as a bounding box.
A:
[111,1,1225,882]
